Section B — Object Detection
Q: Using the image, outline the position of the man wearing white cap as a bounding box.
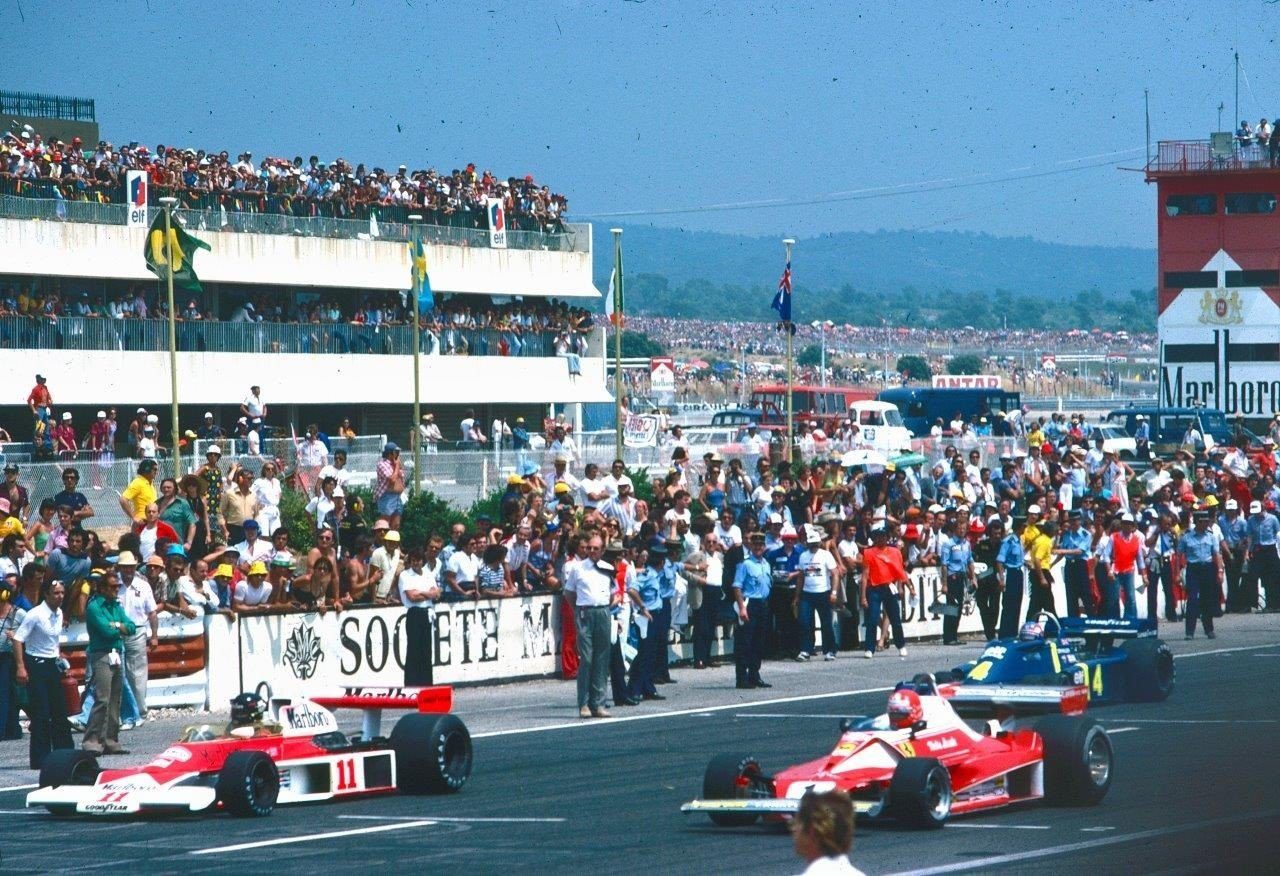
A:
[1219,499,1248,611]
[52,411,77,461]
[1244,500,1279,611]
[1104,512,1148,619]
[87,410,112,469]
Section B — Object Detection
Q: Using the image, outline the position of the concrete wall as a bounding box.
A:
[0,347,611,406]
[0,218,599,298]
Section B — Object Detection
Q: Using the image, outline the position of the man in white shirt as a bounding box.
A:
[444,533,482,599]
[793,530,840,661]
[232,520,274,573]
[370,530,403,601]
[419,414,443,454]
[547,425,578,466]
[546,456,580,500]
[240,385,267,435]
[12,580,72,768]
[713,508,743,550]
[317,449,352,492]
[399,539,443,685]
[578,462,609,511]
[115,551,159,715]
[601,459,629,498]
[562,533,616,718]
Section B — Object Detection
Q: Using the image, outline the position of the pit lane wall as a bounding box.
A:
[64,563,1180,710]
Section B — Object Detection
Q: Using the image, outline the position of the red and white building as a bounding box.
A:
[1146,140,1280,423]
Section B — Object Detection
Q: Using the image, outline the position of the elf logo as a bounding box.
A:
[130,173,147,207]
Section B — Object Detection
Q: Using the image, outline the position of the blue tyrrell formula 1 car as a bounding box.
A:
[937,614,1174,705]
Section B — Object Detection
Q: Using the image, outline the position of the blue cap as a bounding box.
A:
[747,422,757,429]
[166,544,188,558]
[384,441,400,453]
[242,519,260,530]
[519,460,539,477]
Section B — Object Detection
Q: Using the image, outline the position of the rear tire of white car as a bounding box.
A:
[392,713,473,794]
[216,750,280,817]
[702,753,767,826]
[1036,716,1112,806]
[888,757,951,828]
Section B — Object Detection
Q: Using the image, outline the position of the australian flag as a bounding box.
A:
[771,259,795,332]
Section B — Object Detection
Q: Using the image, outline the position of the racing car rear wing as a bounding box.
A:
[1057,617,1157,640]
[287,686,454,738]
[941,683,1089,718]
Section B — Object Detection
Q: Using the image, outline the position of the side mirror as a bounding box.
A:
[910,719,928,736]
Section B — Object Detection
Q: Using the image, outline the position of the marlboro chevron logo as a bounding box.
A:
[1159,249,1280,417]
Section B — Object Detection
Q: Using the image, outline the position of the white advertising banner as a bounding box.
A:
[125,169,149,228]
[931,375,1002,389]
[623,413,660,448]
[486,197,508,249]
[236,596,560,701]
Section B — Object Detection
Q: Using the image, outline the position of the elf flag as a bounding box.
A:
[145,211,210,292]
[410,237,434,312]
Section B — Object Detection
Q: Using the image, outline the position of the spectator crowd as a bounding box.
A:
[3,407,1280,759]
[0,127,568,234]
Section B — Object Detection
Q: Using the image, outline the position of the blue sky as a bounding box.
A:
[8,0,1279,247]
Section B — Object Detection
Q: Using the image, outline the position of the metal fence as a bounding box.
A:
[0,315,571,358]
[0,186,587,252]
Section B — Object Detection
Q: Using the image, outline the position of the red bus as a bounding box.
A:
[748,383,878,432]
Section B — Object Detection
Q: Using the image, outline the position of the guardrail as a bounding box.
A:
[0,185,588,252]
[0,314,586,359]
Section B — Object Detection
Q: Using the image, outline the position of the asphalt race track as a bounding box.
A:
[2,624,1278,875]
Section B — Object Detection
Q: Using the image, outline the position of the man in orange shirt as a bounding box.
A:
[859,526,908,659]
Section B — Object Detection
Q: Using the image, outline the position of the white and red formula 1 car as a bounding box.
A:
[27,686,471,817]
[682,674,1111,829]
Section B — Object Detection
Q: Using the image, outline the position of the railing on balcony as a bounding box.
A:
[1147,139,1280,174]
[0,181,588,252]
[0,315,604,359]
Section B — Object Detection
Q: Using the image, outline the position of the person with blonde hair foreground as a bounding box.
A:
[792,790,866,875]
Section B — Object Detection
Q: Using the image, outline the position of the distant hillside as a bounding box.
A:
[591,225,1154,300]
[587,225,1157,331]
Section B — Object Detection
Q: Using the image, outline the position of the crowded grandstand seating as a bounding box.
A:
[0,129,567,234]
[0,284,596,358]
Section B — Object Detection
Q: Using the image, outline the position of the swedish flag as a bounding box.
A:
[410,237,434,312]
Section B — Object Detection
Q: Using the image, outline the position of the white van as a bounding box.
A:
[849,401,913,453]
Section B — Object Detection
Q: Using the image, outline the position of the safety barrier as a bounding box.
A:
[46,559,1138,711]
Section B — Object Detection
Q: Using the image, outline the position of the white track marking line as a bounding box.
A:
[733,713,854,719]
[1080,826,1116,832]
[1175,643,1280,659]
[0,783,38,793]
[0,808,42,815]
[1106,727,1140,733]
[883,809,1280,875]
[946,823,1050,830]
[470,685,893,738]
[189,819,437,855]
[1100,718,1277,724]
[339,814,566,823]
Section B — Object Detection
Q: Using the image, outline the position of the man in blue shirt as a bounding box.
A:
[1054,510,1094,618]
[732,533,773,689]
[940,523,975,646]
[765,527,801,658]
[1244,500,1279,612]
[995,516,1027,638]
[652,539,686,686]
[627,548,665,703]
[1219,499,1248,611]
[1179,511,1223,639]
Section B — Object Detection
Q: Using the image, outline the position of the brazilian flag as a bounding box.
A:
[144,211,211,292]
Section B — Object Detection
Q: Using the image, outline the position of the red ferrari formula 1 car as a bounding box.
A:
[682,675,1111,829]
[27,686,472,817]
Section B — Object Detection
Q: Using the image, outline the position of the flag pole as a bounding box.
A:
[409,214,423,496]
[611,228,625,462]
[783,238,795,464]
[160,196,180,480]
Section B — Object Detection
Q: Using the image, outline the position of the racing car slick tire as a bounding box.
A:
[391,713,473,794]
[39,748,101,790]
[1035,715,1112,806]
[887,757,952,829]
[216,750,280,817]
[1120,637,1175,702]
[702,753,766,826]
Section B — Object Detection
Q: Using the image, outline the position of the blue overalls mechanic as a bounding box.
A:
[995,516,1027,638]
[1244,500,1279,612]
[653,539,685,685]
[627,546,664,702]
[1179,511,1223,640]
[940,529,975,646]
[732,533,773,689]
[1055,511,1094,617]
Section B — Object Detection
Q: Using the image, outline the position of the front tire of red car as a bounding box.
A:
[888,757,951,829]
[216,750,280,817]
[702,753,766,827]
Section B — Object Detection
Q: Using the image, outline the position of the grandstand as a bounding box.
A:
[0,113,610,450]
